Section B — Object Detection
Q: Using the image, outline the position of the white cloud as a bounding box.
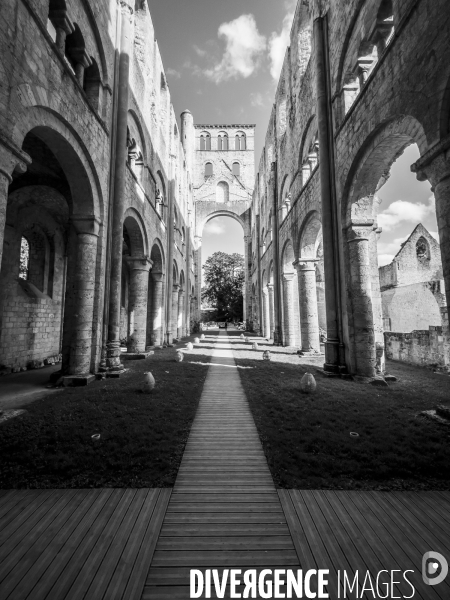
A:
[166,68,181,79]
[206,221,225,235]
[250,92,266,108]
[378,254,395,267]
[429,230,440,242]
[204,14,267,84]
[377,236,407,259]
[377,197,435,232]
[193,44,207,58]
[268,0,296,80]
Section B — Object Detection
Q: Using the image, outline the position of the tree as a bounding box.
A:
[202,252,245,321]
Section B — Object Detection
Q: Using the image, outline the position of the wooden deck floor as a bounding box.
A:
[1,331,449,599]
[0,488,170,600]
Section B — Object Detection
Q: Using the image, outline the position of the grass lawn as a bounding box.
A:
[0,338,213,489]
[231,333,450,491]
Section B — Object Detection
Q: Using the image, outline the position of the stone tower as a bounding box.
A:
[192,124,256,322]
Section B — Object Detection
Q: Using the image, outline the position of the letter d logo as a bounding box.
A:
[422,552,448,586]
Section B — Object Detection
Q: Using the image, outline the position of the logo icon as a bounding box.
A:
[422,552,448,586]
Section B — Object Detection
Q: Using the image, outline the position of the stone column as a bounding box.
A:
[412,151,450,368]
[347,223,376,377]
[49,9,74,53]
[267,284,275,340]
[177,288,185,339]
[294,259,320,353]
[126,256,152,353]
[282,273,296,347]
[69,217,100,375]
[0,169,11,271]
[263,288,270,339]
[171,284,180,341]
[150,272,164,346]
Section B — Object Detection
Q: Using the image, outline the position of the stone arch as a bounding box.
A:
[342,115,429,377]
[298,211,322,258]
[12,106,104,220]
[281,240,300,347]
[199,209,248,238]
[173,259,179,285]
[343,115,428,227]
[281,240,296,273]
[216,181,229,203]
[123,208,148,257]
[150,238,165,273]
[179,269,186,291]
[440,71,450,138]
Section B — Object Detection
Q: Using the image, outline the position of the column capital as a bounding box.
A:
[282,272,296,282]
[345,220,374,242]
[267,283,274,291]
[411,135,450,187]
[173,283,180,292]
[48,9,75,34]
[293,258,318,271]
[152,271,164,282]
[0,133,31,180]
[71,215,101,236]
[126,255,153,271]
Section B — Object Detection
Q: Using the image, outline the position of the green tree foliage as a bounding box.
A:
[202,252,245,320]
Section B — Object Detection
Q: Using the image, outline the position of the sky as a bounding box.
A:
[147,0,439,268]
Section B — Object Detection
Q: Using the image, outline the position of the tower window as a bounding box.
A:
[218,133,229,151]
[235,132,246,150]
[232,162,240,177]
[205,162,213,177]
[19,236,30,280]
[200,132,211,151]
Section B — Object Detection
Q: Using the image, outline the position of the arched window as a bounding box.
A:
[200,132,211,151]
[216,182,229,203]
[156,173,166,220]
[19,236,30,280]
[218,133,229,151]
[65,24,92,86]
[232,162,241,177]
[126,126,144,184]
[205,162,213,177]
[84,57,101,110]
[416,237,430,261]
[235,132,246,150]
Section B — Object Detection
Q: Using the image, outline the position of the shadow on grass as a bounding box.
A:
[0,336,210,489]
[234,356,450,491]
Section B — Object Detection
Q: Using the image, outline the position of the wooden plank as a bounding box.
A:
[0,490,45,525]
[73,489,148,600]
[0,490,77,581]
[170,493,279,502]
[151,549,299,567]
[120,489,171,600]
[1,490,102,600]
[102,489,160,600]
[166,503,283,513]
[44,489,127,600]
[157,536,293,550]
[160,523,291,537]
[0,490,55,546]
[163,514,287,524]
[25,489,115,600]
[60,489,136,600]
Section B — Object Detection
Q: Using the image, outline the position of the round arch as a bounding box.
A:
[123,208,148,257]
[12,105,104,220]
[150,238,165,273]
[199,209,248,238]
[281,239,296,273]
[298,211,322,258]
[342,115,428,227]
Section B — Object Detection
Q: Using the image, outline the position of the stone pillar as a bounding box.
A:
[150,272,164,346]
[347,223,376,377]
[282,273,296,347]
[49,9,74,53]
[69,217,100,375]
[171,284,180,341]
[0,170,11,271]
[412,153,450,368]
[263,288,270,339]
[302,164,311,187]
[295,259,320,353]
[177,288,185,339]
[71,48,92,87]
[126,257,152,353]
[267,284,275,340]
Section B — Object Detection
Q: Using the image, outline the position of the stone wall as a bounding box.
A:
[385,327,448,371]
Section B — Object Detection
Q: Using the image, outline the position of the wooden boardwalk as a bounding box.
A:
[0,488,170,600]
[1,330,449,599]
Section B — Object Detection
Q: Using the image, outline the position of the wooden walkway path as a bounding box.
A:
[144,331,300,598]
[0,330,449,599]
